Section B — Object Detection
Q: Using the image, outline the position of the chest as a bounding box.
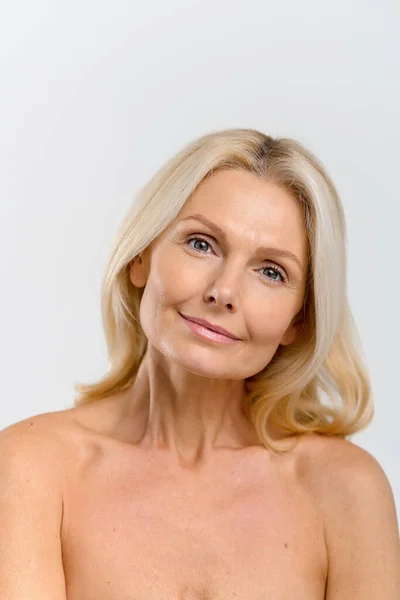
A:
[61,448,328,599]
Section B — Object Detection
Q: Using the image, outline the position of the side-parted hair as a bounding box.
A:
[73,128,373,454]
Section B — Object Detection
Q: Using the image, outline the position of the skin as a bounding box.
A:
[125,167,309,467]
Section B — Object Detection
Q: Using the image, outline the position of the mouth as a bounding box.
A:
[179,312,240,343]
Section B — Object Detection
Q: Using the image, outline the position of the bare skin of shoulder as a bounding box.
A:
[48,393,329,600]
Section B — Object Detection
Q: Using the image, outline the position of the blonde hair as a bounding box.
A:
[73,128,374,454]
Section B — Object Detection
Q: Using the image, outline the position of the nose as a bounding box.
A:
[204,265,243,311]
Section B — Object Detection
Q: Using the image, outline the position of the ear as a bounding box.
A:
[280,315,304,347]
[280,325,298,347]
[129,254,148,288]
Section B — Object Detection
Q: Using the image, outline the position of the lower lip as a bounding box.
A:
[180,315,238,344]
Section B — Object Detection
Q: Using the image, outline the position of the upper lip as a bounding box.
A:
[180,312,240,340]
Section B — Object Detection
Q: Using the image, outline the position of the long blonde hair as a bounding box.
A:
[74,128,373,453]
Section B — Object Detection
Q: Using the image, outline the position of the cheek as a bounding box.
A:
[156,252,204,300]
[247,300,297,341]
[138,255,189,322]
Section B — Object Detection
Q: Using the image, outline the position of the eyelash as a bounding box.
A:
[185,235,287,284]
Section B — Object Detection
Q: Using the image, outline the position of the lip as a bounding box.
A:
[179,312,240,340]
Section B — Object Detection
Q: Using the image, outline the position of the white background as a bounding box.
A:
[1,1,399,521]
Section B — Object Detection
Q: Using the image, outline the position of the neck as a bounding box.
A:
[120,347,262,468]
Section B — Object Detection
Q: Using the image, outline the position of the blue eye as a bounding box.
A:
[188,237,211,253]
[259,266,285,283]
[185,236,287,285]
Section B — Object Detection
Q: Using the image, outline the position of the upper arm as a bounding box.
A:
[322,442,400,599]
[0,419,67,599]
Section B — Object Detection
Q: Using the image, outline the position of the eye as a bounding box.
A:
[186,236,213,254]
[185,236,287,285]
[259,265,286,284]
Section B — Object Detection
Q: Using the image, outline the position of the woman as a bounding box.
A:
[1,128,399,599]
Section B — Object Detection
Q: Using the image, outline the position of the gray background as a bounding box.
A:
[1,0,399,522]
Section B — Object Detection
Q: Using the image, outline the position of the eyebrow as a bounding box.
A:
[178,213,304,273]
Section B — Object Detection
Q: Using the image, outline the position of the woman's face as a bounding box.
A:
[129,168,309,380]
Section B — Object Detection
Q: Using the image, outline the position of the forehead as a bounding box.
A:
[177,169,306,249]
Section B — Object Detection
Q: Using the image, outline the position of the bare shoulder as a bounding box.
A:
[0,410,70,453]
[295,433,397,519]
[0,409,94,599]
[295,433,400,598]
[0,408,92,475]
[0,398,126,474]
[295,433,397,503]
[0,408,79,444]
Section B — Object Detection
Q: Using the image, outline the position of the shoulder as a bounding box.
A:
[0,410,68,451]
[0,409,88,480]
[0,413,69,541]
[296,433,395,499]
[295,433,397,517]
[296,434,400,598]
[0,400,124,473]
[0,408,78,443]
[0,411,82,597]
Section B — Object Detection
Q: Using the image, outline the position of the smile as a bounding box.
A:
[180,314,239,344]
